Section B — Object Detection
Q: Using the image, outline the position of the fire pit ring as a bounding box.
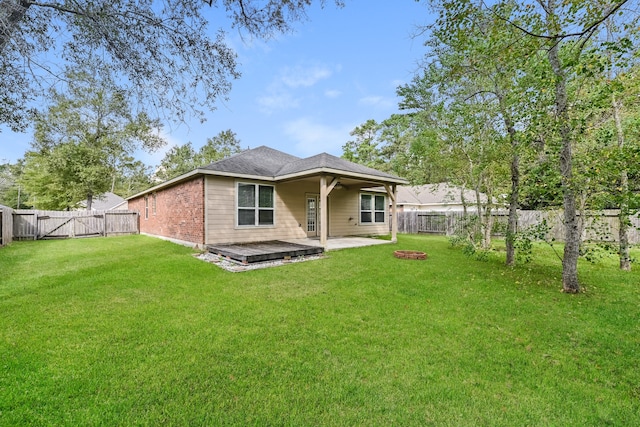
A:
[394,250,427,260]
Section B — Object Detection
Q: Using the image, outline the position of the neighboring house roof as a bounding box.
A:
[396,183,490,208]
[128,146,408,200]
[79,192,127,211]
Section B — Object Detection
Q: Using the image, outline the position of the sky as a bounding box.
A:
[0,0,433,166]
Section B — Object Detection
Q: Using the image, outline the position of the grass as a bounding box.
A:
[1,234,639,426]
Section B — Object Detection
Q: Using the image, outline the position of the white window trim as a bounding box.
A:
[359,193,386,225]
[235,181,276,228]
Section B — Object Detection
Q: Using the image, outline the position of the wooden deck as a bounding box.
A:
[207,240,324,264]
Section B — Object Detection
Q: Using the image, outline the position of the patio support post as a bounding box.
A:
[385,183,398,243]
[320,175,328,249]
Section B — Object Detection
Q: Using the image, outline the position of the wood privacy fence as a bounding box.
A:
[0,204,13,246]
[397,210,640,244]
[12,210,139,241]
[396,211,508,236]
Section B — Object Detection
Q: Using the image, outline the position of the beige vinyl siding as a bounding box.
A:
[204,176,235,244]
[329,188,388,236]
[328,188,359,236]
[204,177,390,244]
[205,177,312,244]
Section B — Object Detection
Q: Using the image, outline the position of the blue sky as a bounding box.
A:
[0,1,432,166]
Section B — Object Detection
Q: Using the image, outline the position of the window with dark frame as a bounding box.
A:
[237,183,275,226]
[144,195,149,219]
[360,193,385,224]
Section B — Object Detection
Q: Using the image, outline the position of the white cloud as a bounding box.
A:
[256,63,339,114]
[283,118,354,157]
[324,89,342,99]
[257,92,301,113]
[358,95,395,110]
[280,64,333,88]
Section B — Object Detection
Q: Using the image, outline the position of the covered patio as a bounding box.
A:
[285,236,392,251]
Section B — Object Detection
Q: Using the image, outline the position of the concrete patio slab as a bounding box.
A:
[283,236,392,251]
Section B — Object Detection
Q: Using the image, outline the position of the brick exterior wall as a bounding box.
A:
[129,176,205,245]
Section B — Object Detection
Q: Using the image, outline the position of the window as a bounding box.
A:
[360,193,385,224]
[152,193,157,216]
[237,183,275,226]
[144,195,149,219]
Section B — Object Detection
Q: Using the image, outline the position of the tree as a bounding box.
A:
[155,129,242,181]
[400,0,559,256]
[342,120,385,170]
[199,129,242,164]
[19,67,165,210]
[410,0,545,265]
[0,161,10,198]
[0,0,343,131]
[155,143,199,182]
[601,20,640,271]
[21,141,112,209]
[431,99,509,251]
[421,0,639,291]
[112,156,154,197]
[378,113,446,184]
[572,58,640,270]
[341,112,449,185]
[0,159,30,208]
[498,0,638,292]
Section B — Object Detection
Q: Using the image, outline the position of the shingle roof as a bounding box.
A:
[397,183,488,205]
[128,146,407,200]
[276,152,401,180]
[200,145,404,182]
[201,146,301,176]
[80,192,126,210]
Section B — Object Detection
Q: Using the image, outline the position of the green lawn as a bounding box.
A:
[1,234,639,426]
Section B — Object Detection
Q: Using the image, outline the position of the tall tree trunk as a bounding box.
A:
[547,1,580,293]
[483,193,494,250]
[501,104,519,266]
[0,0,31,53]
[506,149,519,265]
[461,185,468,217]
[475,184,492,250]
[86,193,93,211]
[475,185,483,246]
[612,93,631,271]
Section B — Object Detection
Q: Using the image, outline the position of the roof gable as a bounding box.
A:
[201,146,301,177]
[276,152,400,180]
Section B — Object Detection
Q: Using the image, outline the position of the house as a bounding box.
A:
[127,146,408,249]
[78,192,128,211]
[394,183,493,212]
